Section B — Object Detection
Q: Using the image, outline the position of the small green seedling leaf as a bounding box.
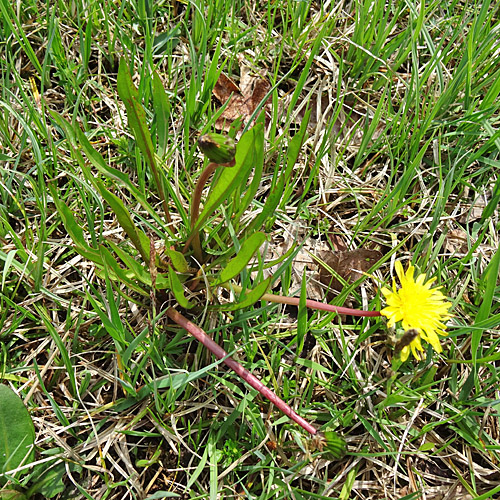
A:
[419,442,435,452]
[165,248,189,273]
[168,266,193,309]
[0,385,35,483]
[215,232,267,285]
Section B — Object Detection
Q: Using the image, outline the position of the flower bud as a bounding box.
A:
[198,133,236,165]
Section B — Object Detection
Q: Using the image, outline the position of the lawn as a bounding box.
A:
[0,1,500,499]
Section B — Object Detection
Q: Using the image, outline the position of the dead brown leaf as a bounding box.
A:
[317,248,382,301]
[444,229,469,255]
[212,73,240,104]
[213,64,271,132]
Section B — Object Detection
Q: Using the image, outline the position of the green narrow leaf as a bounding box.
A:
[186,443,209,490]
[98,245,148,295]
[354,88,388,169]
[85,281,128,352]
[338,465,358,500]
[285,107,311,179]
[218,277,273,311]
[34,305,78,397]
[192,124,263,235]
[233,114,265,221]
[470,484,500,500]
[107,240,151,286]
[207,434,218,500]
[50,110,171,233]
[117,59,157,173]
[0,385,35,482]
[296,269,308,357]
[480,170,500,223]
[152,71,171,157]
[168,266,193,309]
[1,250,17,292]
[117,59,170,222]
[215,232,267,285]
[286,23,328,122]
[246,175,285,234]
[108,240,170,292]
[0,2,42,75]
[48,184,103,265]
[279,108,311,212]
[95,181,150,263]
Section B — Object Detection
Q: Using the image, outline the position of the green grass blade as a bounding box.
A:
[296,270,307,357]
[34,304,77,398]
[0,1,43,75]
[471,246,500,365]
[48,184,103,264]
[117,58,157,172]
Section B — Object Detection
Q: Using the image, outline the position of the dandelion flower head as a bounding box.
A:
[381,261,452,361]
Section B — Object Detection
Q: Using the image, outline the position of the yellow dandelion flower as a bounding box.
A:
[381,261,452,361]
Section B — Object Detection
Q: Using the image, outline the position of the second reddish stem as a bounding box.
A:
[166,307,318,435]
[224,284,382,317]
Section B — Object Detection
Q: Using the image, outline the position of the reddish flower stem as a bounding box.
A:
[182,158,235,262]
[225,284,382,317]
[166,307,318,435]
[264,294,382,317]
[182,162,218,262]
